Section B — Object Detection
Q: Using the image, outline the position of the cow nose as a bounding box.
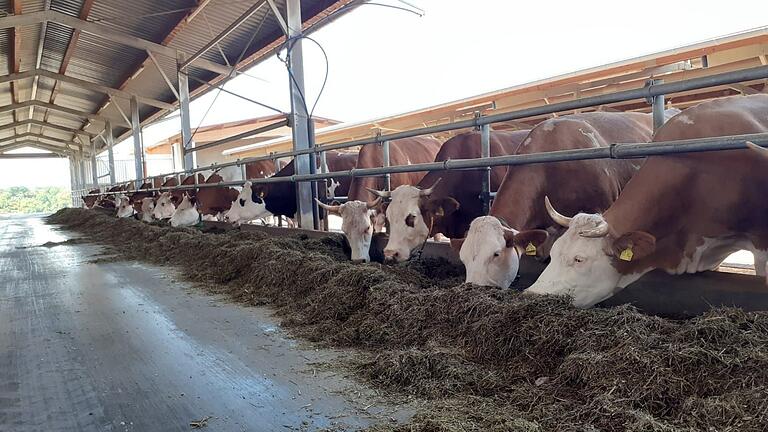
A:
[351,258,366,264]
[383,249,399,263]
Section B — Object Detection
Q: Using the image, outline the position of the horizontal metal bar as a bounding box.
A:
[184,118,289,154]
[225,64,768,159]
[86,133,768,197]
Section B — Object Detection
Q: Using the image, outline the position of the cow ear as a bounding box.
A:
[611,231,656,262]
[170,195,182,206]
[423,197,460,218]
[449,238,465,254]
[511,230,549,255]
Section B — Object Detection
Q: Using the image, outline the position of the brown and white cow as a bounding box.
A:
[195,173,240,221]
[528,94,768,307]
[369,130,530,263]
[327,137,441,262]
[451,111,660,286]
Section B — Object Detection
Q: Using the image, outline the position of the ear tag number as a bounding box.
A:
[525,242,537,256]
[620,247,634,262]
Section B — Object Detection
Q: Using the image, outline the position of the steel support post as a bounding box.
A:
[651,79,666,131]
[105,121,116,184]
[178,52,195,170]
[320,150,329,231]
[480,124,491,214]
[78,155,87,193]
[382,139,391,191]
[90,137,98,188]
[130,96,145,188]
[68,158,76,206]
[286,0,315,229]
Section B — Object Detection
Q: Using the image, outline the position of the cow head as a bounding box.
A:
[526,197,656,308]
[317,198,381,263]
[170,194,200,228]
[370,179,459,262]
[451,216,547,289]
[140,197,155,222]
[223,181,270,224]
[116,195,134,218]
[153,192,176,220]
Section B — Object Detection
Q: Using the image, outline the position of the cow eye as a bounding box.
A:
[405,214,416,228]
[573,256,585,263]
[161,203,165,206]
[493,251,500,258]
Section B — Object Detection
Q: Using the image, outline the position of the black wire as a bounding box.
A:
[278,34,330,119]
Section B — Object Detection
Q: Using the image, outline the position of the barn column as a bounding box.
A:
[90,137,99,188]
[286,0,316,229]
[480,123,491,215]
[105,121,116,184]
[178,52,195,171]
[130,96,145,188]
[68,157,77,206]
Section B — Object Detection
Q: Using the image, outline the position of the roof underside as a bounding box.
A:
[0,0,353,157]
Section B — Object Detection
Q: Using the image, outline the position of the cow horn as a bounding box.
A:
[545,196,572,227]
[315,198,341,213]
[366,187,390,199]
[367,196,382,209]
[746,141,768,159]
[419,178,442,196]
[579,220,610,238]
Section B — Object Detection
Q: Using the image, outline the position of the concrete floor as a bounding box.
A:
[0,215,407,432]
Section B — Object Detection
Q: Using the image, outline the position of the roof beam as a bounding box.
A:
[9,0,23,125]
[28,0,50,133]
[0,132,79,147]
[0,120,97,136]
[35,69,175,110]
[180,0,269,69]
[0,10,233,76]
[0,101,111,122]
[0,141,71,155]
[0,152,65,159]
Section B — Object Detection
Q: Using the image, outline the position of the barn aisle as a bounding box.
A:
[0,215,405,432]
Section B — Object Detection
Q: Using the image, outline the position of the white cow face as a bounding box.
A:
[153,192,176,220]
[170,194,200,227]
[326,178,341,200]
[318,199,379,263]
[374,181,458,263]
[526,198,655,308]
[140,197,155,222]
[451,216,547,289]
[116,196,134,218]
[223,181,270,224]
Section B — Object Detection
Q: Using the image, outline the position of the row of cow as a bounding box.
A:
[85,93,768,308]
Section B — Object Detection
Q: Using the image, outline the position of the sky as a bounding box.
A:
[1,0,767,188]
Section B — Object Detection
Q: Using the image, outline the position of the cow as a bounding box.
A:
[116,195,135,218]
[527,94,768,308]
[153,192,176,220]
[195,173,240,221]
[368,130,530,264]
[320,137,441,261]
[223,181,270,225]
[228,151,358,224]
[140,197,155,222]
[83,188,101,209]
[170,194,200,227]
[316,198,382,262]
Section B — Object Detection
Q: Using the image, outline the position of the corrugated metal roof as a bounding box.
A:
[0,0,355,155]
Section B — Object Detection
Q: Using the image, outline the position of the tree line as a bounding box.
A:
[0,187,72,214]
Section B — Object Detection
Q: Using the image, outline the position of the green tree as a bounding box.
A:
[0,187,72,214]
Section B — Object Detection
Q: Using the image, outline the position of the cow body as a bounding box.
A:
[195,173,240,220]
[250,151,357,219]
[529,94,768,307]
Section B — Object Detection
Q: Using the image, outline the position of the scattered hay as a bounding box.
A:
[48,208,768,432]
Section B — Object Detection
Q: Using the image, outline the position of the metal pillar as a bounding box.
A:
[68,157,77,206]
[647,79,665,132]
[105,121,116,184]
[178,52,195,170]
[130,96,145,188]
[78,154,87,192]
[90,137,98,188]
[480,124,491,214]
[382,140,391,191]
[286,0,315,229]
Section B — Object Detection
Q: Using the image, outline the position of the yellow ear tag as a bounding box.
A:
[525,242,537,256]
[619,247,634,262]
[435,207,444,216]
